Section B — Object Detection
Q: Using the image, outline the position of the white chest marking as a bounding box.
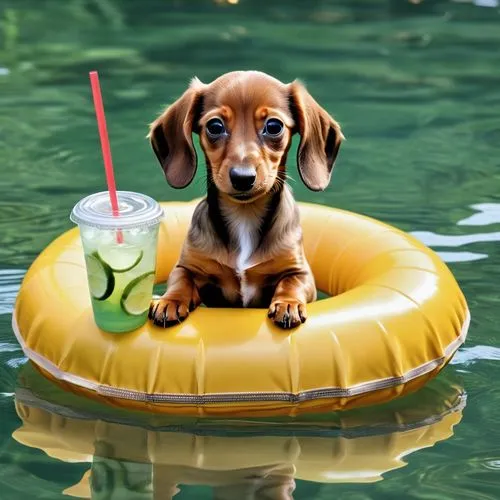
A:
[235,219,256,273]
[234,219,259,306]
[221,201,264,306]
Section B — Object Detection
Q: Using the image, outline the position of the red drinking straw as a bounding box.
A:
[89,70,123,243]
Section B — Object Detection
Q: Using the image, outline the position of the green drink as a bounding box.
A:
[71,191,163,333]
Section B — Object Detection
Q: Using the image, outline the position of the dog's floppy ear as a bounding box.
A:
[148,78,205,189]
[288,80,344,191]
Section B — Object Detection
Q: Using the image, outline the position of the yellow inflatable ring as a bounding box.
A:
[13,200,469,415]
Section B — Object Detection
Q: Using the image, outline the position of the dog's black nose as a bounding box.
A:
[229,167,256,192]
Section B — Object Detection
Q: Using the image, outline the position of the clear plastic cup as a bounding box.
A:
[70,191,164,333]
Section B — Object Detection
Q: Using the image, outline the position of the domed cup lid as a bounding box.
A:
[70,191,164,230]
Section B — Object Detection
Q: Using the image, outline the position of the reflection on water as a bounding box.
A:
[11,364,465,499]
[411,202,500,263]
[0,270,25,316]
[432,251,487,263]
[471,0,499,7]
[457,203,500,227]
[451,345,500,366]
[412,230,500,248]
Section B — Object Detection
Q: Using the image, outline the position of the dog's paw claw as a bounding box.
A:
[150,297,192,328]
[267,304,276,318]
[268,301,306,330]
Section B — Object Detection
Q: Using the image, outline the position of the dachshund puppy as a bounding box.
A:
[148,71,343,329]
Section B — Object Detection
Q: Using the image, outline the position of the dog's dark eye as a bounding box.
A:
[263,118,284,137]
[206,118,225,138]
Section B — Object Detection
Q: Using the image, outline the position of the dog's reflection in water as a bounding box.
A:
[90,458,153,500]
[90,454,296,500]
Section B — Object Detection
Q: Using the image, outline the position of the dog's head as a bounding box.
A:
[148,71,344,201]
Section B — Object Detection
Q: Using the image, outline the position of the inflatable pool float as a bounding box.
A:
[12,200,469,415]
[13,364,466,493]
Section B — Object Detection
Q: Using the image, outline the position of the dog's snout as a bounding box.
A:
[229,167,256,192]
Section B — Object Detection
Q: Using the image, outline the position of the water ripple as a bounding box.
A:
[409,202,500,263]
[6,357,27,369]
[0,343,21,353]
[435,251,488,263]
[411,231,500,248]
[409,230,494,264]
[457,203,500,227]
[483,459,500,470]
[0,269,25,315]
[0,201,52,226]
[451,345,500,366]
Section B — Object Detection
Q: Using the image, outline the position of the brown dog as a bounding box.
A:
[148,71,343,329]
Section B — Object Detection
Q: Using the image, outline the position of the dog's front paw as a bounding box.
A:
[268,301,307,329]
[149,297,196,328]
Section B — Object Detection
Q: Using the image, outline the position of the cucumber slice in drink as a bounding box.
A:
[120,272,155,316]
[86,252,114,301]
[97,245,143,273]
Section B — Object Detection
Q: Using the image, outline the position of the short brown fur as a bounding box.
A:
[148,71,344,329]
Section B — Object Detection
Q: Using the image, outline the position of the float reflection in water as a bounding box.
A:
[12,364,466,499]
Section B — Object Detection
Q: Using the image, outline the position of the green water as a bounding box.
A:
[1,0,500,498]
